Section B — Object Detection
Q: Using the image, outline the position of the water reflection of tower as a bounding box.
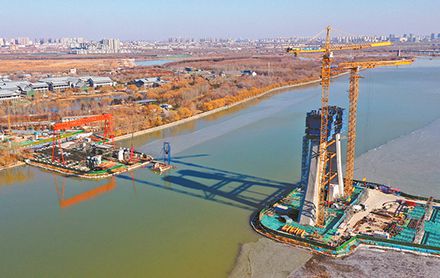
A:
[54,176,117,208]
[298,107,344,226]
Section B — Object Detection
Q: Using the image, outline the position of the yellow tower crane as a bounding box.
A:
[336,58,414,196]
[287,26,393,227]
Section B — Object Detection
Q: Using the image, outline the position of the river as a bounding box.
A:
[1,58,439,277]
[134,55,191,66]
[134,59,173,66]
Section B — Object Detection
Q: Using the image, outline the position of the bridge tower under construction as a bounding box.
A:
[299,106,344,226]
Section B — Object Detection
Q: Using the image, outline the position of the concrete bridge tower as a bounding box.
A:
[298,106,344,226]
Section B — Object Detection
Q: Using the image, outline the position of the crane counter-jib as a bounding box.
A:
[341,58,414,196]
[287,41,393,55]
[337,59,414,70]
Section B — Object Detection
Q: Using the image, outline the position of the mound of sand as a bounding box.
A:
[291,247,440,278]
[229,238,312,278]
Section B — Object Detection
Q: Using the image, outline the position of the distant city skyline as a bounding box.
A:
[0,0,438,40]
[2,32,439,44]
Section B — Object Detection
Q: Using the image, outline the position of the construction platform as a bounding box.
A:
[252,181,440,257]
[23,131,169,179]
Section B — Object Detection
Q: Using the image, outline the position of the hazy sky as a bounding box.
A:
[0,0,438,40]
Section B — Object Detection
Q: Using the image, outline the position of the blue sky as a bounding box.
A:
[0,0,438,40]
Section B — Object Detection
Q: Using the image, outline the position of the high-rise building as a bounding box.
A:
[16,37,31,45]
[101,38,120,53]
[388,34,398,42]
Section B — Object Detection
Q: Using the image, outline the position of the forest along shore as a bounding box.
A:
[0,73,346,172]
[113,75,341,142]
[2,54,348,170]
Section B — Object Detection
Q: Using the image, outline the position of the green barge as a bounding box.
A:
[252,181,440,257]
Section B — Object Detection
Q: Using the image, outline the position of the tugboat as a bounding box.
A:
[151,142,173,174]
[152,161,172,173]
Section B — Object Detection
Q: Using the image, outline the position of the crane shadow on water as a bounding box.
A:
[117,154,299,211]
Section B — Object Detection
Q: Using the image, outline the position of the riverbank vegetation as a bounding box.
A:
[0,147,20,168]
[1,56,323,137]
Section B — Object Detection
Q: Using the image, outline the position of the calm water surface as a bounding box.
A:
[1,59,439,277]
[134,59,173,66]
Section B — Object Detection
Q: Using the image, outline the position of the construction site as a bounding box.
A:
[14,114,172,179]
[252,26,440,257]
[1,24,438,262]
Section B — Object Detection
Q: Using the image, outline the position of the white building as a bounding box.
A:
[0,89,21,101]
[101,38,120,53]
[39,77,71,91]
[130,77,165,88]
[30,82,49,92]
[39,77,91,91]
[87,76,115,88]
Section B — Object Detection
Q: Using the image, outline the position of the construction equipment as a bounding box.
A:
[7,113,11,134]
[52,114,114,136]
[162,142,171,165]
[129,116,136,162]
[336,59,414,196]
[287,26,393,227]
[51,114,114,163]
[5,102,14,136]
[287,42,392,56]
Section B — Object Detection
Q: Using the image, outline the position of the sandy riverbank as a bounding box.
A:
[0,161,26,172]
[290,246,440,277]
[229,238,312,278]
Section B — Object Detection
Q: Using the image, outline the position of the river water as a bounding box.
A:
[134,59,172,66]
[1,58,439,277]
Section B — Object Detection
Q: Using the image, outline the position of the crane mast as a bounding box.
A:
[287,26,397,227]
[316,26,332,227]
[344,67,360,196]
[337,59,414,195]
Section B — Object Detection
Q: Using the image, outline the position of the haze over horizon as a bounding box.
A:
[0,0,438,40]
